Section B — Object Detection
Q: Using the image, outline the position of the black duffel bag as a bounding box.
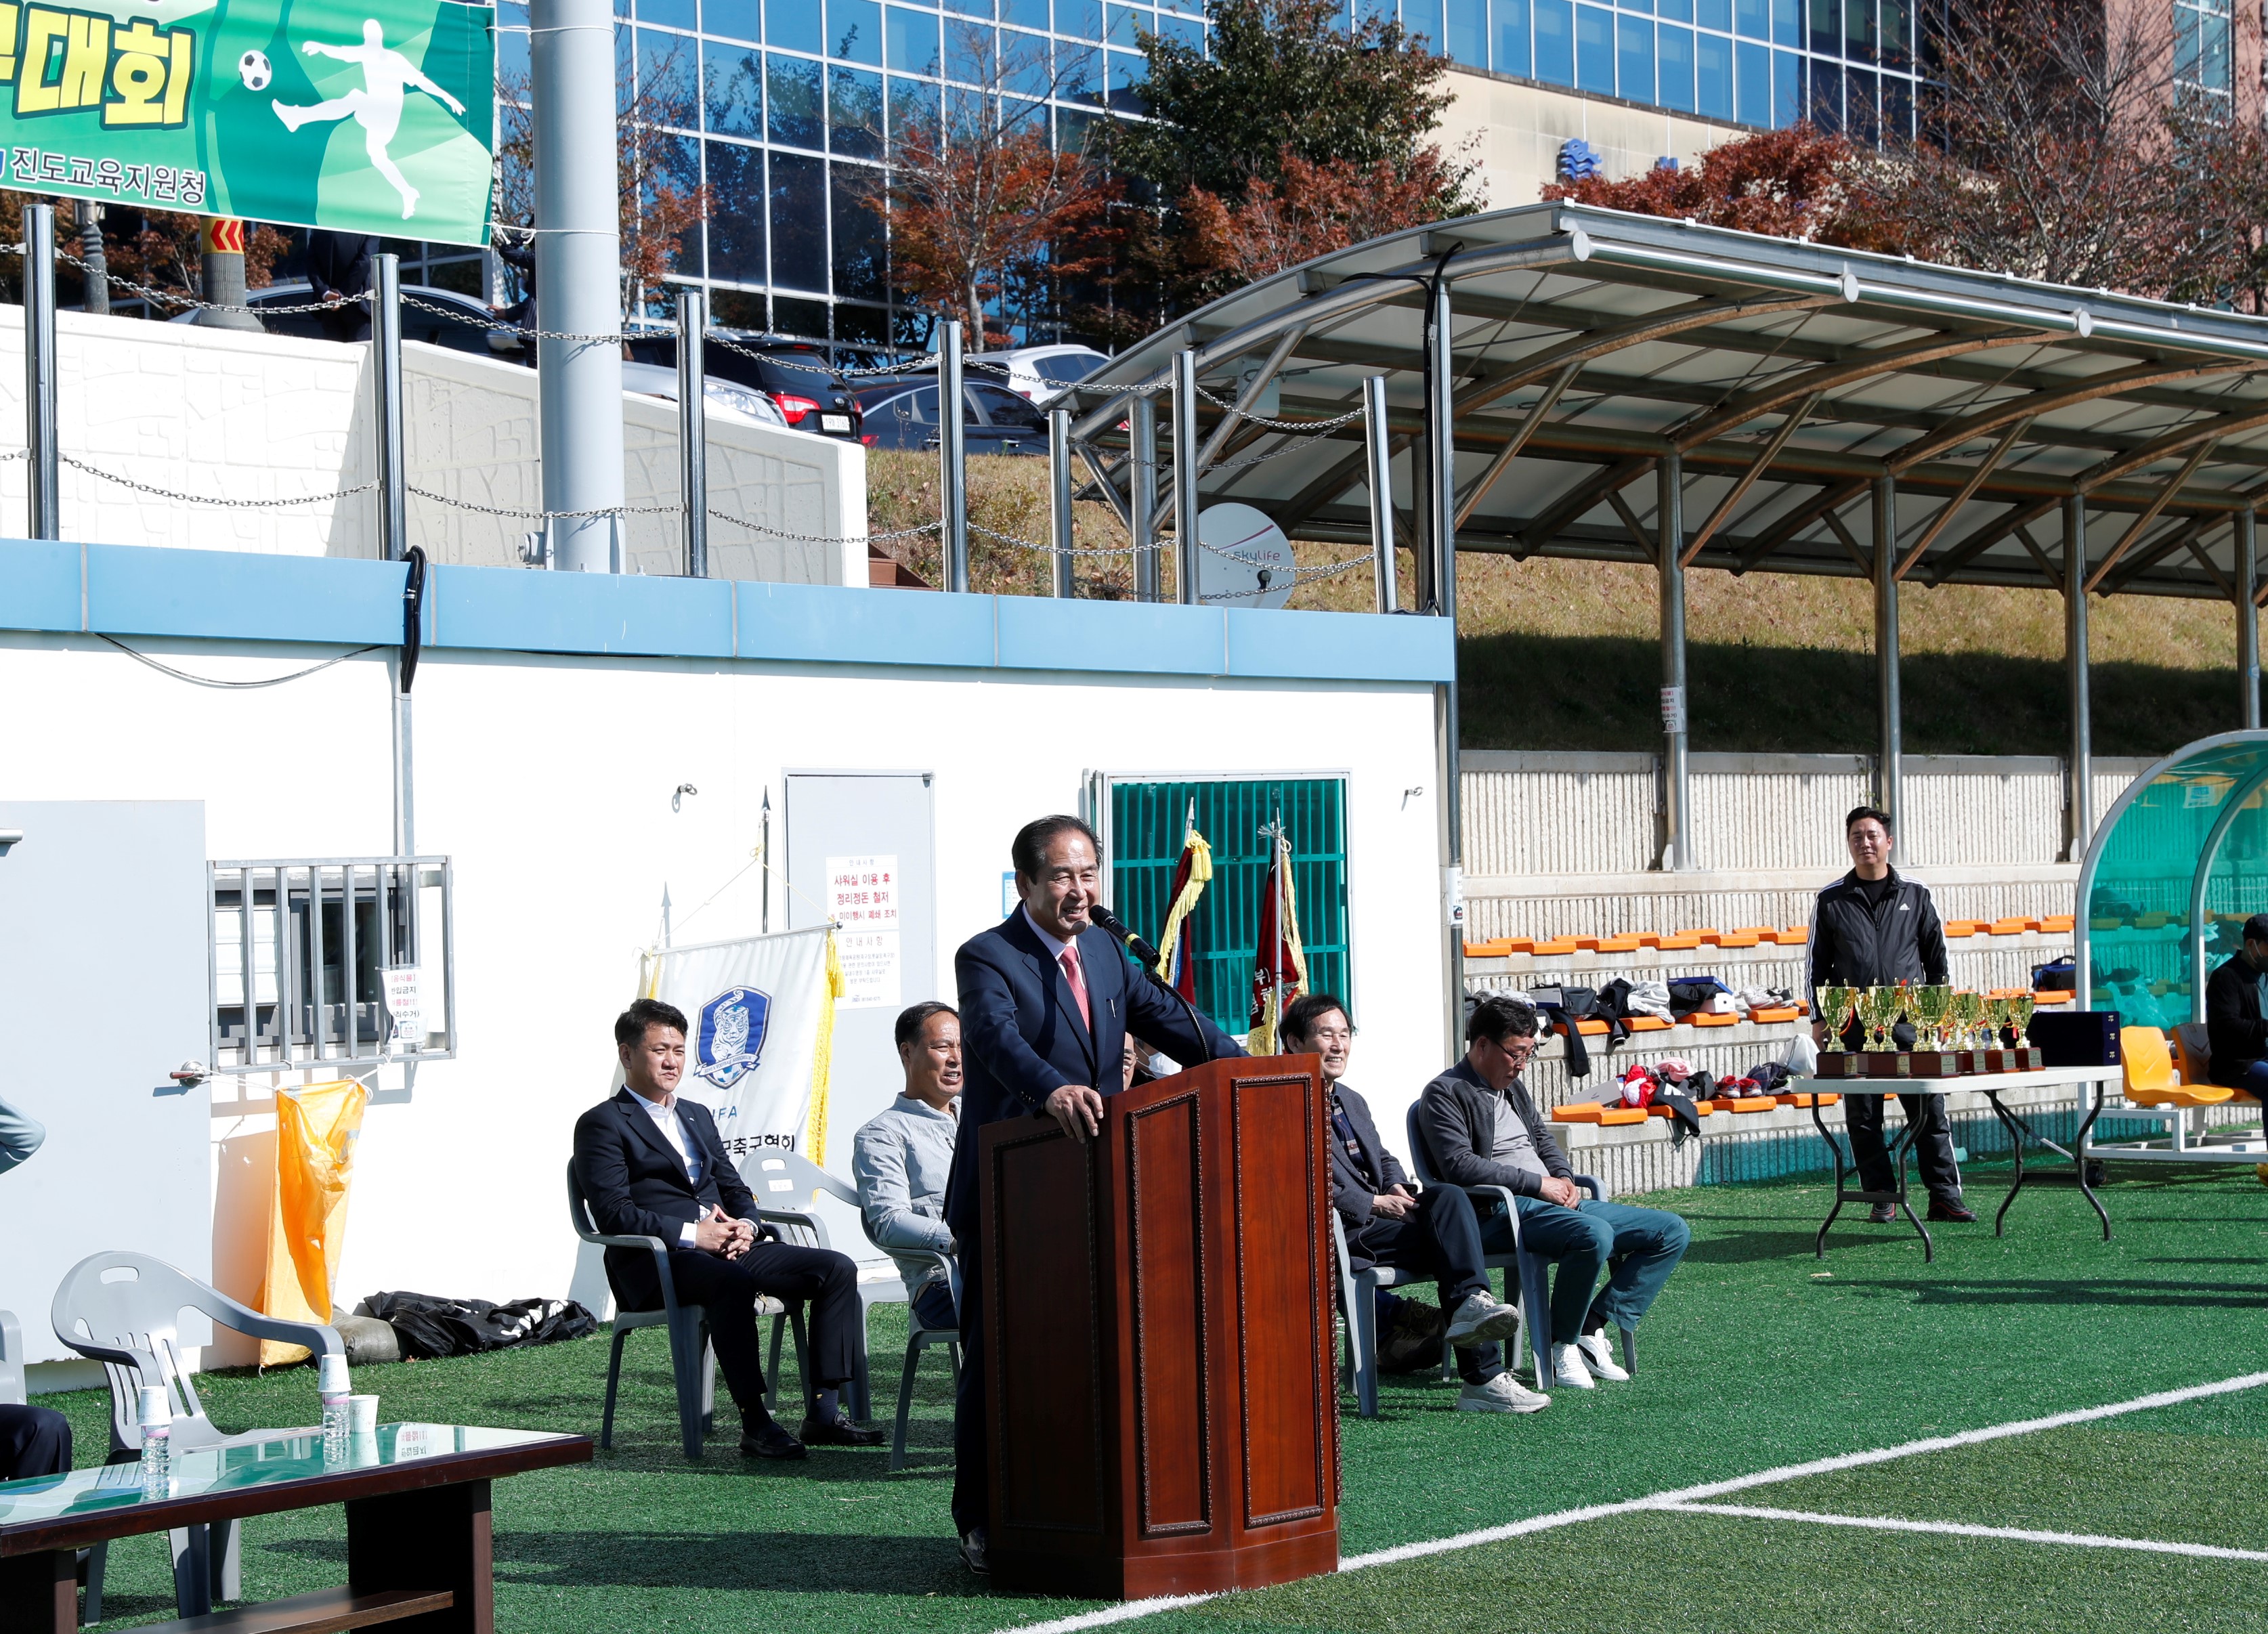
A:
[363,1291,598,1360]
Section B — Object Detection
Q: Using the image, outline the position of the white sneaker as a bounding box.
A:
[1550,1343,1596,1388]
[1443,1289,1523,1346]
[1575,1329,1631,1382]
[1456,1371,1550,1414]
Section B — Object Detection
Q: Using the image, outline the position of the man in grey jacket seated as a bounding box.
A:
[1416,995,1691,1389]
[851,1000,963,1333]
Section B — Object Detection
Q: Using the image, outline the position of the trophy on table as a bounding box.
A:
[1816,985,1861,1079]
[1980,995,2011,1073]
[2008,991,2042,1070]
[1858,985,1912,1077]
[1907,985,1958,1077]
[1946,990,1983,1073]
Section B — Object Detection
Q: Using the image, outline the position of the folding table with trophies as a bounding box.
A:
[1810,985,2121,1262]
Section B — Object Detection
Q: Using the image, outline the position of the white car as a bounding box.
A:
[620,360,792,430]
[977,343,1109,404]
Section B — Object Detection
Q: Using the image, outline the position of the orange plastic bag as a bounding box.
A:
[259,1079,368,1366]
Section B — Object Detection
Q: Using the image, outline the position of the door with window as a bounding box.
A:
[1102,777,1350,1035]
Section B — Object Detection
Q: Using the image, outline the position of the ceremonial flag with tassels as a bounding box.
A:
[1153,819,1213,1002]
[1246,827,1308,1055]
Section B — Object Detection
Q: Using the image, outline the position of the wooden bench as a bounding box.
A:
[135,1589,454,1634]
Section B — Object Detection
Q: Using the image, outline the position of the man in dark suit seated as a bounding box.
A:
[572,997,882,1459]
[2206,913,2268,1093]
[1281,993,1537,1413]
[947,814,1244,1574]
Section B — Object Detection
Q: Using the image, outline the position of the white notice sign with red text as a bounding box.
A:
[827,854,901,1010]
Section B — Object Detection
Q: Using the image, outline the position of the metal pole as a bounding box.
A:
[78,205,106,317]
[1875,476,1902,839]
[373,254,406,563]
[23,203,56,540]
[1426,276,1456,622]
[1660,454,1692,872]
[940,320,968,592]
[1424,280,1465,1056]
[677,288,708,578]
[1172,349,1201,605]
[532,0,626,573]
[1130,393,1159,603]
[1365,374,1397,614]
[192,217,261,332]
[1048,407,1075,599]
[2240,509,2260,729]
[2066,492,2093,859]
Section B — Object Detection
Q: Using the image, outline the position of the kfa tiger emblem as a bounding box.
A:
[694,985,772,1089]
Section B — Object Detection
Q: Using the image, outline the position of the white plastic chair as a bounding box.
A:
[50,1251,341,1622]
[745,1148,896,1419]
[1329,1211,1424,1418]
[0,1308,26,1408]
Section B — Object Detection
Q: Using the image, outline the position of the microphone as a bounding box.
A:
[1088,901,1214,1065]
[1088,902,1163,968]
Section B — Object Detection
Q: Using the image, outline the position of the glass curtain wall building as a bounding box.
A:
[484,0,1925,346]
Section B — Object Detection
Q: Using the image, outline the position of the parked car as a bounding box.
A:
[854,376,1048,455]
[978,343,1109,404]
[624,332,864,441]
[619,360,792,430]
[167,279,524,360]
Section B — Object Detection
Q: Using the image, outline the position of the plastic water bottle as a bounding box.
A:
[319,1352,351,1458]
[137,1384,171,1493]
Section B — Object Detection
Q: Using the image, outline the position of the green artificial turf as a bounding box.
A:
[38,1164,2268,1634]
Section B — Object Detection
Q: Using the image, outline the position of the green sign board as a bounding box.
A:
[0,0,494,245]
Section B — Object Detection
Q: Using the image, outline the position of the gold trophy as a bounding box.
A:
[1949,990,1985,1072]
[1816,985,1860,1079]
[1908,985,1956,1077]
[2009,991,2041,1069]
[1858,985,1910,1077]
[1981,994,2011,1072]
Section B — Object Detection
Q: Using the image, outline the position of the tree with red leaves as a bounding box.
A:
[1543,124,1894,251]
[1182,146,1468,284]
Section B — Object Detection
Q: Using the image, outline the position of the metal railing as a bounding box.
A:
[207,855,456,1075]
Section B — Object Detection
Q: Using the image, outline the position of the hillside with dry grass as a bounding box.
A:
[870,452,2254,756]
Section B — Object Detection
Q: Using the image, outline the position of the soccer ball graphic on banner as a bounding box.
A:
[238,49,273,91]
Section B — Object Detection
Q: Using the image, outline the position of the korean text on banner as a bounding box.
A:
[259,1077,367,1367]
[0,0,494,244]
[637,926,847,1167]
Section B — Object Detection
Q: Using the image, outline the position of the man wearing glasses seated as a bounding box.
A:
[1416,995,1691,1390]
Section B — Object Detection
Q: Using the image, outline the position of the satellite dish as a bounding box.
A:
[1195,503,1296,610]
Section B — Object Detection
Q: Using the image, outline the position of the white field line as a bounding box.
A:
[1006,1369,2268,1634]
[1661,1501,2268,1563]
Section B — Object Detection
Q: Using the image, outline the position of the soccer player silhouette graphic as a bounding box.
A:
[274,20,467,219]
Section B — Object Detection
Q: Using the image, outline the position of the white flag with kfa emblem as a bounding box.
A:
[631,926,847,1167]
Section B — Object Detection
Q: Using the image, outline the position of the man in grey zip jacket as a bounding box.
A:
[1415,995,1691,1389]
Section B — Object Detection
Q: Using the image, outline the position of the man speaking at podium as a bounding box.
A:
[946,814,1243,1574]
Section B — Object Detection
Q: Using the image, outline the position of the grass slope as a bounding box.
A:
[869,454,2257,755]
[41,1160,2268,1634]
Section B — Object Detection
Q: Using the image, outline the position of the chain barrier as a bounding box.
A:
[971,519,1164,559]
[1195,383,1367,434]
[404,483,681,520]
[710,510,943,546]
[60,454,378,508]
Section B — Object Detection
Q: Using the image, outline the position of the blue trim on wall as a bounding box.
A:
[0,538,1455,685]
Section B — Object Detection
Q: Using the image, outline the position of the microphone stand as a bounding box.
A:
[1089,903,1216,1066]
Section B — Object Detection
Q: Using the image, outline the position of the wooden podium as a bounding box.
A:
[977,1054,1342,1599]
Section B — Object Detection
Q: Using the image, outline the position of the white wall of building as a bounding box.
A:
[1440,68,1747,209]
[0,309,863,584]
[0,636,1444,1364]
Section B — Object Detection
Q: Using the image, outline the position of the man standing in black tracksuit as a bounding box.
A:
[1809,804,1975,1225]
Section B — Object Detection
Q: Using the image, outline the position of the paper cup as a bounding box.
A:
[347,1394,379,1434]
[318,1352,351,1395]
[137,1385,169,1427]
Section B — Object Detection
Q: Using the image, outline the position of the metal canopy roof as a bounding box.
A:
[1066,202,2268,600]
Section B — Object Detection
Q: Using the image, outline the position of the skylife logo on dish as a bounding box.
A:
[695,985,772,1089]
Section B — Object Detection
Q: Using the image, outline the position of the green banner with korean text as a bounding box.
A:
[0,0,493,245]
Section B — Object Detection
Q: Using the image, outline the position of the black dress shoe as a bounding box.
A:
[1927,1199,1978,1224]
[800,1411,886,1447]
[1867,1203,1898,1224]
[959,1526,989,1575]
[739,1419,807,1459]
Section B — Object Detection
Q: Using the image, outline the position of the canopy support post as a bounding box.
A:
[2239,509,2259,730]
[1875,476,1902,837]
[1427,274,1463,1062]
[1661,454,1692,872]
[2066,492,2093,861]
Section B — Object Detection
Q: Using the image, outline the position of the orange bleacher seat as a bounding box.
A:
[1556,1018,1610,1036]
[1553,1102,1608,1123]
[1751,1005,1801,1023]
[1463,938,1511,958]
[1690,1010,1739,1027]
[1762,926,1805,945]
[1657,932,1705,951]
[2033,990,2072,1005]
[1534,937,1581,956]
[1724,1097,1775,1113]
[1572,936,1604,951]
[1812,1092,1840,1106]
[1732,925,1776,937]
[1990,917,2032,935]
[1678,927,1719,942]
[1625,1014,1674,1032]
[1599,1108,1648,1126]
[2137,911,2171,930]
[2041,915,2075,934]
[1945,920,1984,939]
[1715,931,1762,948]
[2122,1026,2236,1109]
[1598,934,1646,953]
[2089,916,2125,932]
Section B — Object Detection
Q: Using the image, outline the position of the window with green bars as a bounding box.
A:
[1107,777,1350,1035]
